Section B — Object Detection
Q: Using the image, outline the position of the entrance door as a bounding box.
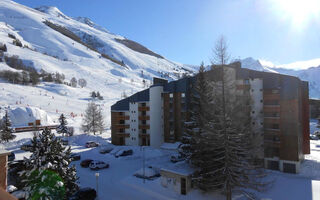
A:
[142,138,146,146]
[181,178,186,195]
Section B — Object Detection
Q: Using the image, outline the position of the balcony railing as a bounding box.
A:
[115,124,130,129]
[139,125,150,129]
[139,115,150,120]
[138,106,150,111]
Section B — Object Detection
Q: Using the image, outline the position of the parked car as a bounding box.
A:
[20,144,33,151]
[99,146,113,154]
[85,141,99,148]
[8,152,15,161]
[70,153,81,161]
[62,139,69,145]
[115,149,133,158]
[69,187,96,200]
[170,154,185,163]
[89,160,109,170]
[80,159,93,168]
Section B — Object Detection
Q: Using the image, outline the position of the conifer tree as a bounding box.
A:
[21,128,78,198]
[56,114,70,137]
[0,110,16,142]
[82,102,104,135]
[182,37,268,199]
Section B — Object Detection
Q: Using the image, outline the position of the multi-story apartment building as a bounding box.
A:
[111,62,310,173]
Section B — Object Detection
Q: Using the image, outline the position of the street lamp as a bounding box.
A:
[95,173,99,197]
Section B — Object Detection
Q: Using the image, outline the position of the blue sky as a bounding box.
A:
[14,0,320,66]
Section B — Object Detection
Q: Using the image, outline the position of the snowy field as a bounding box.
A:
[1,122,320,200]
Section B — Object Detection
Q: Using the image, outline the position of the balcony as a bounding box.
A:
[115,124,130,129]
[139,125,150,129]
[139,133,150,138]
[138,106,150,111]
[263,105,280,112]
[117,115,130,120]
[236,84,250,90]
[139,115,150,120]
[263,93,280,101]
[116,132,130,137]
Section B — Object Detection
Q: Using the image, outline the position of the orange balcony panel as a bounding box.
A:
[139,133,150,138]
[263,106,280,112]
[139,115,150,120]
[116,124,130,129]
[263,93,280,101]
[138,106,150,111]
[116,133,130,137]
[236,85,250,90]
[139,125,150,129]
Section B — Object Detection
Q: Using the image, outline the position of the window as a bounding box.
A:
[170,93,173,98]
[142,120,146,125]
[252,122,255,125]
[244,79,250,85]
[119,120,125,124]
[142,129,146,134]
[142,111,146,116]
[252,111,255,114]
[181,93,185,98]
[272,89,279,94]
[260,100,263,103]
[141,103,146,107]
[251,89,254,92]
[119,129,124,133]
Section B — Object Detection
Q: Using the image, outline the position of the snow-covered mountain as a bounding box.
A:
[0,0,195,128]
[240,57,320,99]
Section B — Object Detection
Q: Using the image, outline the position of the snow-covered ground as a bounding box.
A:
[2,122,320,200]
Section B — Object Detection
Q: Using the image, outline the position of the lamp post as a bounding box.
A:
[143,146,145,184]
[95,173,99,198]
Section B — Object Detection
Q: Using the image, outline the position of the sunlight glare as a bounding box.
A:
[271,0,320,27]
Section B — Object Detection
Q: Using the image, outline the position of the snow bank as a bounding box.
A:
[134,168,158,178]
[7,106,54,127]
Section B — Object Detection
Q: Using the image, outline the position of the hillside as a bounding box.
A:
[0,0,195,128]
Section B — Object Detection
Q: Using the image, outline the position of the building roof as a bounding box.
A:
[161,162,195,176]
[111,88,150,111]
[0,149,10,156]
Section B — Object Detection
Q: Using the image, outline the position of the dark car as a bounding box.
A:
[69,187,96,200]
[99,146,113,154]
[85,141,99,148]
[62,139,69,145]
[70,153,81,161]
[80,159,93,168]
[8,152,15,161]
[115,149,133,158]
[170,154,185,163]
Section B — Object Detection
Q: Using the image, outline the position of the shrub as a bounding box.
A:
[13,39,22,47]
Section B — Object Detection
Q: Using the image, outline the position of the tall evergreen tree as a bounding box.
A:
[56,114,70,137]
[0,110,16,142]
[182,37,268,200]
[82,102,104,135]
[20,128,78,198]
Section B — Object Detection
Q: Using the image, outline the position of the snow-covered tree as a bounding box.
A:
[56,114,70,137]
[78,78,87,88]
[70,77,77,87]
[180,62,210,161]
[20,128,78,198]
[82,102,104,135]
[0,110,16,142]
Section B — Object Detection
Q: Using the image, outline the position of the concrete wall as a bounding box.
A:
[127,102,139,146]
[150,86,164,148]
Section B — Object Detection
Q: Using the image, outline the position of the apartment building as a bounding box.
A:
[111,62,310,173]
